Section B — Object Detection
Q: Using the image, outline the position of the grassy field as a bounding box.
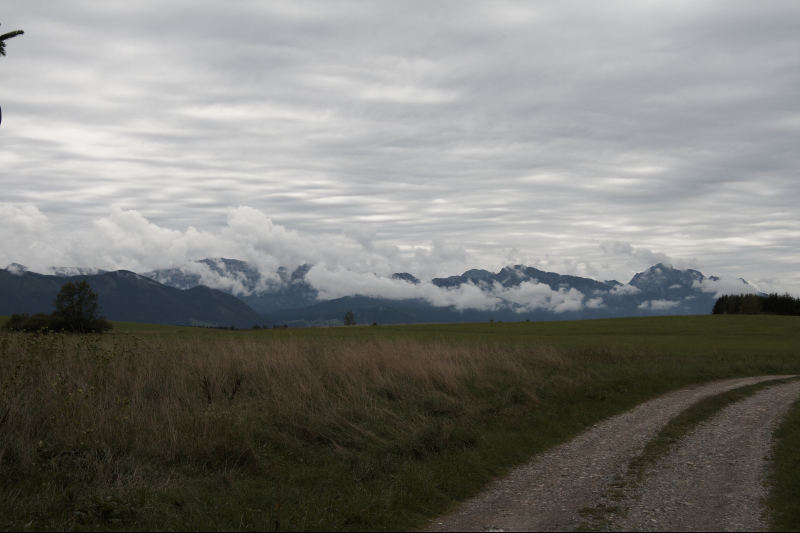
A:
[0,315,798,531]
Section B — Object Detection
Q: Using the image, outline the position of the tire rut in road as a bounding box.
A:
[425,375,793,532]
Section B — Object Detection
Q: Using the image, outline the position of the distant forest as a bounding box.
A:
[712,293,800,316]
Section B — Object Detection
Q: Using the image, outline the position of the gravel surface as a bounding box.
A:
[608,379,800,532]
[424,375,796,532]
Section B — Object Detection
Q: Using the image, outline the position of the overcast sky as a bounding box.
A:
[1,1,798,294]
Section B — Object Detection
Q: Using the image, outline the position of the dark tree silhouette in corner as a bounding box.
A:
[344,310,356,326]
[0,23,24,56]
[0,22,24,126]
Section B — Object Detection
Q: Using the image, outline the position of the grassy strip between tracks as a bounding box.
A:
[0,315,798,531]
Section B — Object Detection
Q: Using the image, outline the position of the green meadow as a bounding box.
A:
[1,315,798,531]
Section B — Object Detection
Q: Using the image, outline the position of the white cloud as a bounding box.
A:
[692,277,762,298]
[304,264,591,313]
[306,265,420,301]
[610,283,641,296]
[1,203,472,285]
[168,260,265,297]
[0,203,50,233]
[494,281,586,313]
[638,299,680,311]
[6,263,27,276]
[586,297,606,309]
[428,283,503,312]
[0,203,59,271]
[600,241,691,272]
[305,265,503,311]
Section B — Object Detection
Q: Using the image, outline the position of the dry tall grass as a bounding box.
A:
[0,331,571,491]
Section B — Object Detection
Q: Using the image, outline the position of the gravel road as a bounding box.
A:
[425,375,798,532]
[608,379,800,532]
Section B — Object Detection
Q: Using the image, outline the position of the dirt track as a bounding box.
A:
[425,375,799,532]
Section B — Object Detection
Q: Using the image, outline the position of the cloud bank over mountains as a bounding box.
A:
[135,258,758,322]
[1,203,411,281]
[0,202,782,315]
[305,265,591,314]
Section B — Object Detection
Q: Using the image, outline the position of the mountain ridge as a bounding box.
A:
[142,259,760,326]
[0,267,264,328]
[2,260,761,328]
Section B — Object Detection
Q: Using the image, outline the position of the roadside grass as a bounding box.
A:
[766,395,800,531]
[0,315,798,530]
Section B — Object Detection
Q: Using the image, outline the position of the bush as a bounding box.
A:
[4,313,53,332]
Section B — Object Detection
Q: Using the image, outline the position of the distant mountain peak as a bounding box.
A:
[110,270,163,285]
[283,263,313,283]
[631,263,703,285]
[144,259,318,315]
[4,263,28,275]
[200,257,253,272]
[392,272,420,284]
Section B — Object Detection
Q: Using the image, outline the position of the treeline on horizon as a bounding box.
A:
[712,293,800,316]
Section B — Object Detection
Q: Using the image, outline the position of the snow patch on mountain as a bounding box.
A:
[692,276,762,298]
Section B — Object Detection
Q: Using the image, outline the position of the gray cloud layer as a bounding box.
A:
[2,1,799,294]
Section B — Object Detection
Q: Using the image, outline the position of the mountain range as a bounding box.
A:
[252,262,750,326]
[0,259,760,328]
